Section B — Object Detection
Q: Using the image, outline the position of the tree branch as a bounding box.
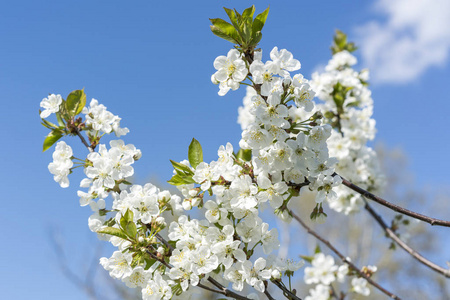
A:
[337,173,450,227]
[206,276,252,300]
[289,209,402,300]
[363,199,450,278]
[271,279,302,300]
[264,288,276,300]
[75,129,94,153]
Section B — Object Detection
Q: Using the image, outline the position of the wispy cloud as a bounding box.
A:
[355,0,450,84]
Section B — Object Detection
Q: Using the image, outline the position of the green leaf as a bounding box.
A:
[104,218,116,227]
[125,222,137,239]
[241,19,252,43]
[55,112,65,127]
[250,31,263,47]
[39,110,59,129]
[170,160,194,175]
[121,209,134,225]
[65,89,86,117]
[236,149,252,162]
[252,6,269,34]
[210,18,241,44]
[210,26,240,44]
[345,101,360,108]
[131,253,142,268]
[223,7,239,31]
[43,130,63,152]
[167,174,196,186]
[242,6,255,21]
[119,209,137,240]
[97,227,128,240]
[314,244,321,254]
[299,255,313,264]
[188,138,203,168]
[234,9,243,25]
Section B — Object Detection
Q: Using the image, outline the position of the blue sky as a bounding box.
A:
[1,1,449,299]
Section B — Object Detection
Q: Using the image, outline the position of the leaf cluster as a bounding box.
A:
[331,29,357,54]
[210,5,269,53]
[168,138,203,186]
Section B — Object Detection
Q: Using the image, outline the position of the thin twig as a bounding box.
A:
[271,280,302,300]
[363,199,450,278]
[289,209,402,300]
[196,282,223,294]
[337,173,450,227]
[155,232,173,255]
[264,288,276,300]
[206,276,252,300]
[75,129,94,153]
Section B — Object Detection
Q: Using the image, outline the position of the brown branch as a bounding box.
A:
[289,209,402,300]
[337,173,450,227]
[264,288,276,300]
[271,280,302,300]
[206,276,252,300]
[363,199,450,278]
[75,129,94,153]
[196,282,223,294]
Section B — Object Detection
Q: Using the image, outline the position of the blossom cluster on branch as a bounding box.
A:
[40,5,450,300]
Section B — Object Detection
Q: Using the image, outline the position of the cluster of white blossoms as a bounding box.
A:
[233,47,382,297]
[167,141,306,294]
[309,50,385,214]
[82,98,129,137]
[42,35,385,297]
[235,47,342,208]
[303,253,376,299]
[48,141,73,188]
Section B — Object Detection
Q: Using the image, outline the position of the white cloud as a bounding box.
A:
[355,0,450,84]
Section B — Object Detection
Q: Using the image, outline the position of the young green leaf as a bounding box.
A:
[242,5,255,21]
[210,18,241,44]
[210,26,240,44]
[314,244,322,254]
[97,227,128,240]
[122,209,134,224]
[124,222,137,240]
[170,160,194,175]
[252,6,270,33]
[235,148,252,161]
[167,174,196,186]
[188,138,203,168]
[65,89,86,117]
[43,130,63,152]
[131,253,143,268]
[223,7,239,30]
[299,255,314,264]
[55,112,65,127]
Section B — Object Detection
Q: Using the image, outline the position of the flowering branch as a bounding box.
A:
[145,243,253,300]
[39,5,448,300]
[363,199,450,278]
[338,173,450,227]
[289,209,402,300]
